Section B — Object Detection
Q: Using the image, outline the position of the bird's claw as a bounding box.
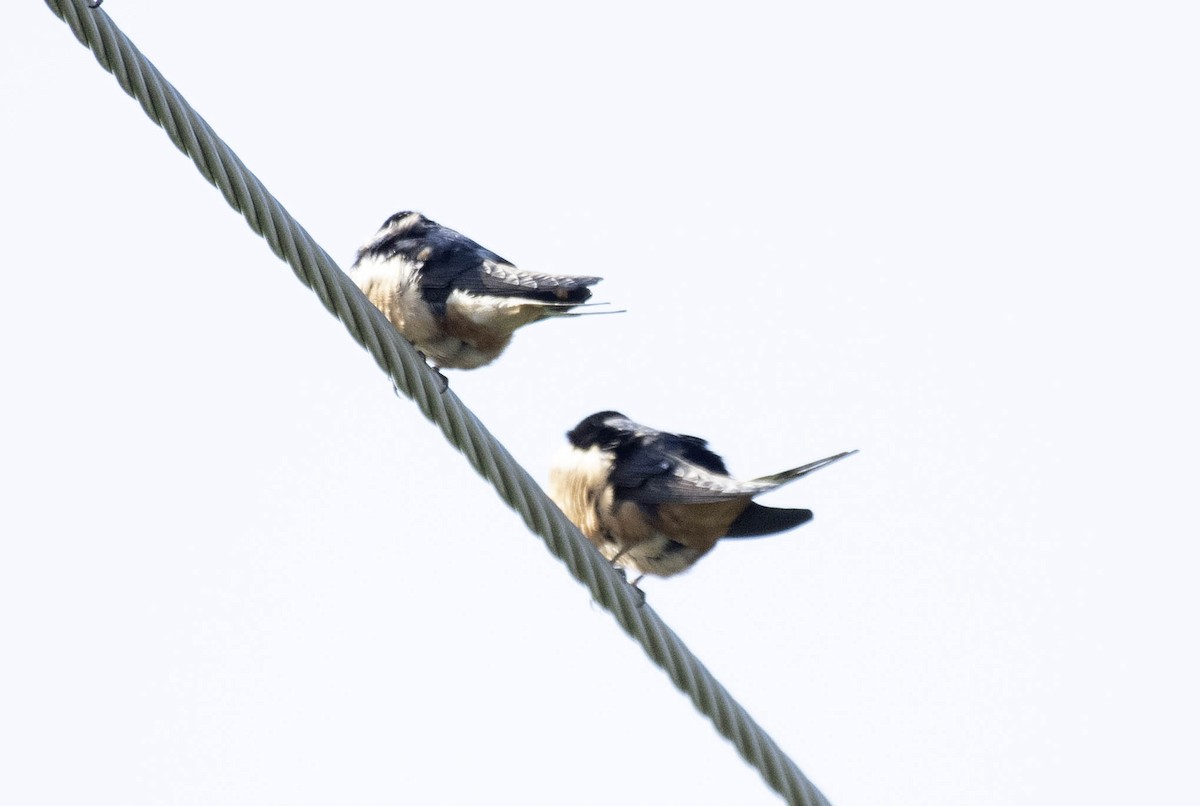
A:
[610,562,646,606]
[411,350,449,393]
[629,574,646,607]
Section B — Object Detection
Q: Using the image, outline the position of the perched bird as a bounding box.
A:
[549,411,856,580]
[350,211,610,370]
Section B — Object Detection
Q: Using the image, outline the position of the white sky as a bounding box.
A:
[3,2,1197,804]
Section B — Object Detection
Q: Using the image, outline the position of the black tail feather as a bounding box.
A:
[724,503,814,538]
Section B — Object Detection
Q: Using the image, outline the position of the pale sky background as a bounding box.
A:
[3,2,1197,804]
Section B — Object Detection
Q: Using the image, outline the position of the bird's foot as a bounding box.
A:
[629,575,647,608]
[412,351,449,393]
[611,563,646,607]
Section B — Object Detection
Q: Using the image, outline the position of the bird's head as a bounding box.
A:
[377,210,434,236]
[565,411,641,450]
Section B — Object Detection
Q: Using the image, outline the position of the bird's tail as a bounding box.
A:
[541,302,626,317]
[504,300,624,324]
[722,450,857,538]
[724,503,814,538]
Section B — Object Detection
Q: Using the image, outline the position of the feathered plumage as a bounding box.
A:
[351,211,610,369]
[548,411,856,578]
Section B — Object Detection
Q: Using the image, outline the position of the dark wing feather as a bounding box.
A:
[610,433,752,505]
[477,261,599,304]
[611,441,858,506]
[389,225,509,306]
[369,222,597,306]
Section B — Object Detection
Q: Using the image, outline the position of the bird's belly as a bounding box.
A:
[352,264,510,369]
[603,532,705,578]
[415,334,499,369]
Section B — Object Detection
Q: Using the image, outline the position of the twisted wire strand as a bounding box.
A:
[43,2,832,803]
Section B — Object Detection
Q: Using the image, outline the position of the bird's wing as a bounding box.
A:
[476,260,600,304]
[360,219,602,306]
[746,450,859,489]
[610,434,760,504]
[613,445,858,505]
[407,231,508,305]
[394,225,598,305]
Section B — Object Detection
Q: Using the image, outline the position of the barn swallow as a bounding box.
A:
[548,411,856,581]
[351,212,611,371]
